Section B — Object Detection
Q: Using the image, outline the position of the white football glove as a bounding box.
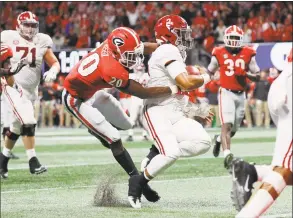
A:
[43,66,59,82]
[9,58,29,75]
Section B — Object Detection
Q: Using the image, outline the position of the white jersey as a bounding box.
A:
[129,71,149,87]
[1,30,53,100]
[144,44,188,106]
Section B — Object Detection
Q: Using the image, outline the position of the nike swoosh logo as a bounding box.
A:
[244,175,250,192]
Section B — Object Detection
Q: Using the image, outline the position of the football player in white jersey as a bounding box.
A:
[127,64,150,141]
[231,49,293,217]
[127,15,212,208]
[0,11,60,177]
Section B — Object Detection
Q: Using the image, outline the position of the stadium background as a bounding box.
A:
[0,1,292,128]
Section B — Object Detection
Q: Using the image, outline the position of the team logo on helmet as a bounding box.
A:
[112,37,124,47]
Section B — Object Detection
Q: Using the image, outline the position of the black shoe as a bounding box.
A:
[0,153,10,179]
[230,158,258,211]
[128,175,143,208]
[213,135,221,157]
[142,184,160,202]
[29,157,47,175]
[224,153,234,169]
[10,152,19,160]
[126,136,134,142]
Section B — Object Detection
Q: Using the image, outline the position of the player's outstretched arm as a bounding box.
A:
[43,48,60,82]
[118,79,178,99]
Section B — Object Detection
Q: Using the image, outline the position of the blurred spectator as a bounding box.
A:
[253,71,271,128]
[65,27,78,48]
[41,82,55,128]
[52,31,65,50]
[214,20,226,43]
[244,80,256,128]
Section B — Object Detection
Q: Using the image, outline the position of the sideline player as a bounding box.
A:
[0,44,30,178]
[127,15,212,208]
[63,27,182,204]
[0,11,60,177]
[207,25,260,168]
[232,49,292,217]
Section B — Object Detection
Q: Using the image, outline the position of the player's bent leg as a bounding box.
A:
[90,90,134,130]
[236,166,292,217]
[140,144,159,172]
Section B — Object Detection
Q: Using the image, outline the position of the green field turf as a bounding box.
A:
[1,128,292,218]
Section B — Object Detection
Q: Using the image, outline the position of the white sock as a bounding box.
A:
[2,147,11,158]
[236,189,274,218]
[26,149,36,160]
[145,154,176,178]
[255,165,273,181]
[223,149,231,158]
[216,135,221,143]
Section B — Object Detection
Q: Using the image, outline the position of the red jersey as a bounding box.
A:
[211,46,256,91]
[64,42,129,100]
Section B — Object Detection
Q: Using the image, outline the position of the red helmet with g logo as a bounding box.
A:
[0,44,13,64]
[155,15,193,52]
[16,11,39,40]
[108,27,144,69]
[224,25,244,48]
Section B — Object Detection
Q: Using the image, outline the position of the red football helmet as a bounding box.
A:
[0,44,13,67]
[108,27,144,69]
[16,11,39,40]
[154,15,193,55]
[224,25,244,48]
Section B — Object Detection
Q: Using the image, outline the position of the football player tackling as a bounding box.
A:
[207,25,260,169]
[0,11,60,177]
[63,27,182,204]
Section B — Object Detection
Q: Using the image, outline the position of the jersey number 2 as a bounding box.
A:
[224,59,245,76]
[16,47,36,68]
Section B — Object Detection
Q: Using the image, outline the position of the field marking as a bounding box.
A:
[1,175,230,194]
[7,153,274,170]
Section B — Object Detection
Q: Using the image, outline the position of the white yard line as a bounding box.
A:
[1,175,230,194]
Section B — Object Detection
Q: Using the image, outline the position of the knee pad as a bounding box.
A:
[21,124,36,136]
[88,129,110,149]
[5,129,20,141]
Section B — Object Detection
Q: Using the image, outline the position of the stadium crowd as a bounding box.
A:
[1,1,291,128]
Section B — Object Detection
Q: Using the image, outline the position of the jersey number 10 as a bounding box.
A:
[223,58,245,76]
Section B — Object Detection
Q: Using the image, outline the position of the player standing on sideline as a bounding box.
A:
[232,49,292,217]
[207,25,260,169]
[0,11,60,177]
[127,15,212,208]
[63,27,182,204]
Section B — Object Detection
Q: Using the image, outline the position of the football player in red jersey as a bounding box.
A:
[207,25,261,169]
[63,27,182,204]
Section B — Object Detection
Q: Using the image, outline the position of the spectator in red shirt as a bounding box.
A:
[76,27,91,48]
[192,10,209,30]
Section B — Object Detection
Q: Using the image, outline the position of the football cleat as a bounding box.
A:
[29,157,47,175]
[126,136,134,142]
[224,153,234,169]
[0,153,9,179]
[230,158,258,211]
[142,184,160,202]
[213,135,221,157]
[128,175,143,209]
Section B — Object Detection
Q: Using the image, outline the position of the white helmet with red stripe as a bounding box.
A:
[107,27,144,69]
[16,11,39,40]
[224,25,244,48]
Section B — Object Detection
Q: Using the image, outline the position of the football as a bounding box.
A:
[186,65,201,75]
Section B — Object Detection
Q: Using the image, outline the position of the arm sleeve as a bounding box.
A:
[248,56,260,74]
[207,56,219,73]
[166,60,187,80]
